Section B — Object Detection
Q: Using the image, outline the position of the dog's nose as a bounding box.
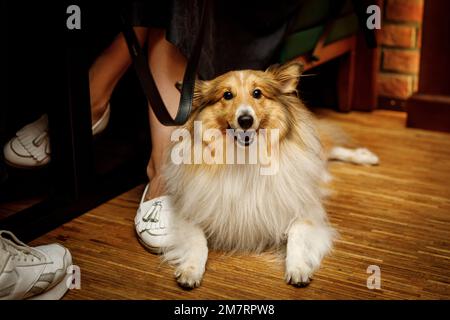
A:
[237,115,254,130]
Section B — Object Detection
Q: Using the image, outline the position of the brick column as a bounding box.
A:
[377,0,424,109]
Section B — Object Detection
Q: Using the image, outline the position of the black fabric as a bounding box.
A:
[172,0,302,79]
[123,1,170,29]
[126,0,303,80]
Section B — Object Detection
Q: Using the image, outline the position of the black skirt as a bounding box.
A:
[127,0,302,80]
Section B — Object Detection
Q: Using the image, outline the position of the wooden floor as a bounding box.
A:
[30,109,450,299]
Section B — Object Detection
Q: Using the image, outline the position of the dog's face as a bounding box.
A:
[191,62,303,146]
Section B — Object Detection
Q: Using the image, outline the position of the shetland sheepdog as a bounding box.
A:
[162,61,378,288]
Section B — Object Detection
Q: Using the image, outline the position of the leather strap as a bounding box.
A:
[121,0,209,126]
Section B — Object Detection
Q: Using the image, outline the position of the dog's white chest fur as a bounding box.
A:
[164,141,328,253]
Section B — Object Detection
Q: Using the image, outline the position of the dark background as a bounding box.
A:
[0,1,151,239]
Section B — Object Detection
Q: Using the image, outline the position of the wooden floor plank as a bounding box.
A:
[27,109,450,299]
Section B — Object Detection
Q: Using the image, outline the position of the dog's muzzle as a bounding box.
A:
[235,129,256,147]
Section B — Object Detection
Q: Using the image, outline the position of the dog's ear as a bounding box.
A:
[174,80,205,110]
[266,61,303,95]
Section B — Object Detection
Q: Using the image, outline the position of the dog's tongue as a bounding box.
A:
[236,130,255,146]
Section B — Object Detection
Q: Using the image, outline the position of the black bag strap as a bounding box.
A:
[120,0,209,126]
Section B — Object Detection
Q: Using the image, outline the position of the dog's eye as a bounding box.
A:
[252,89,262,99]
[223,91,233,100]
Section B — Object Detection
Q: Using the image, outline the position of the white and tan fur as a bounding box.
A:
[162,62,378,288]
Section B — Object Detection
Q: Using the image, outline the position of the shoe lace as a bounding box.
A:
[0,231,43,263]
[33,130,49,147]
[143,201,163,223]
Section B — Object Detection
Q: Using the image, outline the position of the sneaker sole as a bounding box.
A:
[4,158,49,170]
[28,272,71,300]
[136,232,163,255]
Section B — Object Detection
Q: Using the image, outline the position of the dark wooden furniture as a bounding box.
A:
[281,0,384,112]
[291,31,379,112]
[406,0,450,132]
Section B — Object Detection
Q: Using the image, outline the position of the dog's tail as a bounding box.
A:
[316,119,379,166]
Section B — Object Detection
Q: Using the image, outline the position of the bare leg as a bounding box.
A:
[89,27,149,124]
[144,29,187,200]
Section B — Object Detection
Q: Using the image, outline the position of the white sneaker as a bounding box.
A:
[135,184,173,254]
[3,104,111,168]
[0,231,73,300]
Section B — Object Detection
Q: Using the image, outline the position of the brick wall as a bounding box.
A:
[378,0,424,102]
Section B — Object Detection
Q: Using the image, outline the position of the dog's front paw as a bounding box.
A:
[175,263,205,289]
[285,261,314,287]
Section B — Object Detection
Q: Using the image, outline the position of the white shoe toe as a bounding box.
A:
[135,185,174,252]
